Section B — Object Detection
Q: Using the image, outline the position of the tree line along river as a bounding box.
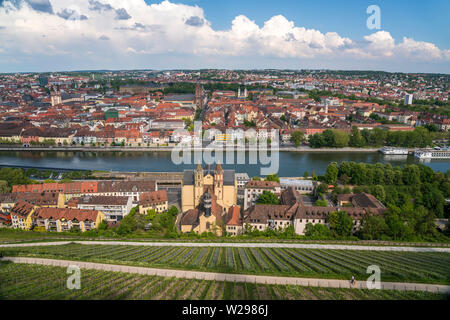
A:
[0,151,448,177]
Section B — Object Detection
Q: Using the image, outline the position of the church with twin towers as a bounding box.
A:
[181,163,237,214]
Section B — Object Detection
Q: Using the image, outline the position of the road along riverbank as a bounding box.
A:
[0,146,381,152]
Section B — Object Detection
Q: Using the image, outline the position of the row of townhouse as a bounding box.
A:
[31,206,104,232]
[9,198,105,232]
[5,187,169,224]
[13,180,157,203]
[0,124,76,146]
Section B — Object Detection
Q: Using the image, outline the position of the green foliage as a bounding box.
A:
[168,206,179,217]
[116,207,138,235]
[98,220,108,231]
[256,191,280,205]
[316,183,329,195]
[326,161,449,240]
[290,131,305,147]
[310,126,435,148]
[265,174,280,183]
[243,119,256,128]
[315,199,328,207]
[328,211,353,237]
[0,168,33,191]
[324,162,338,184]
[359,214,388,240]
[349,126,366,148]
[304,223,332,239]
[0,180,10,193]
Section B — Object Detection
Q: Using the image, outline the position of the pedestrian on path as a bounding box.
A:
[351,276,357,287]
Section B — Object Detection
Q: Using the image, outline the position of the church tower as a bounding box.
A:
[50,87,62,106]
[194,163,204,207]
[203,191,212,218]
[214,162,223,201]
[195,83,204,108]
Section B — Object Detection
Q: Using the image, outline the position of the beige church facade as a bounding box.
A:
[180,164,237,236]
[181,164,237,213]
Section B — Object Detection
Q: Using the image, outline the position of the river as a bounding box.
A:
[0,151,448,177]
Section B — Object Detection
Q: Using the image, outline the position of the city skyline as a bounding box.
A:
[0,0,449,73]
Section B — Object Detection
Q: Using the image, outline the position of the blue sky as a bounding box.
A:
[0,0,449,73]
[176,0,450,48]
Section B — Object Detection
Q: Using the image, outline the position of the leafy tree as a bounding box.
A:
[328,211,353,237]
[340,174,351,185]
[168,206,179,217]
[290,131,305,147]
[316,183,329,195]
[324,162,338,184]
[359,214,388,240]
[309,133,325,148]
[0,168,33,189]
[0,180,9,193]
[421,184,445,218]
[402,165,421,186]
[304,223,332,239]
[117,210,138,235]
[256,191,280,205]
[333,130,350,148]
[349,126,366,148]
[370,185,386,203]
[384,208,412,240]
[98,220,108,231]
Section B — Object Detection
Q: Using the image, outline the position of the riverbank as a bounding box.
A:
[0,146,382,153]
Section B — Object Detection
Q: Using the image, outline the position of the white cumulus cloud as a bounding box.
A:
[0,0,448,71]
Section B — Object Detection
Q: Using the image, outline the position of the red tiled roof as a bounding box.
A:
[226,205,241,226]
[139,190,168,206]
[33,207,100,222]
[11,201,34,217]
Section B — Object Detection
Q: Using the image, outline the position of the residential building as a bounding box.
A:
[139,190,169,214]
[405,94,414,105]
[280,178,317,194]
[10,201,36,230]
[75,195,133,222]
[235,173,250,189]
[243,180,281,210]
[32,207,105,232]
[225,205,242,236]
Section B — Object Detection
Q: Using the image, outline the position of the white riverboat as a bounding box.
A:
[379,146,409,155]
[414,147,450,159]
